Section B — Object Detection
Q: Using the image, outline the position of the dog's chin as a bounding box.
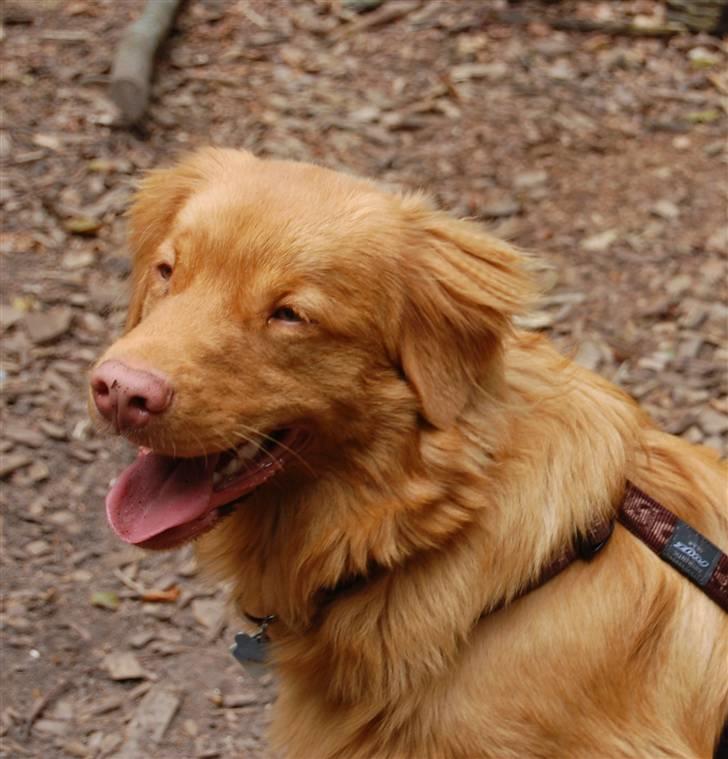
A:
[104,428,310,550]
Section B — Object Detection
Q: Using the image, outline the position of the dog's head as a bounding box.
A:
[90,148,533,551]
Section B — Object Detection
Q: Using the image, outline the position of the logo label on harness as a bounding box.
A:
[662,521,720,586]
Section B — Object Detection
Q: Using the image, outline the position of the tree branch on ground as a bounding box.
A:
[110,0,181,125]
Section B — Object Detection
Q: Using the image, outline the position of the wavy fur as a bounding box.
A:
[94,148,728,759]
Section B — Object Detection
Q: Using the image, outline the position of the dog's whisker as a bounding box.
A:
[230,422,317,478]
[227,429,286,471]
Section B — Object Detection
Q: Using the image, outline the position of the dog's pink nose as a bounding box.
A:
[91,360,173,432]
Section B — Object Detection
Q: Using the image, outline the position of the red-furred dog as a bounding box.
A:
[90,148,728,759]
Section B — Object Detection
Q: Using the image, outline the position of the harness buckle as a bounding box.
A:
[578,519,615,560]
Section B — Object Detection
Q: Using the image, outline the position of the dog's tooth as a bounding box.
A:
[213,471,222,485]
[237,441,259,462]
[222,457,243,477]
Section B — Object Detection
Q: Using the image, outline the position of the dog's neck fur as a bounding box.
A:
[197,333,643,703]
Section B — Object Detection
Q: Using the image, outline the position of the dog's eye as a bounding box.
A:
[156,262,173,281]
[270,306,304,323]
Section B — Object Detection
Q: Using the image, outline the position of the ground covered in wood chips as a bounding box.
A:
[1,1,726,757]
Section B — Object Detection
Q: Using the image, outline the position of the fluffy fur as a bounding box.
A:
[93,148,728,758]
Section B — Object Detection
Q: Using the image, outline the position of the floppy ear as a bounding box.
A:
[398,195,536,430]
[124,164,191,332]
[124,147,252,331]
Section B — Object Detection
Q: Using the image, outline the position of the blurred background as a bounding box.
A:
[1,1,726,757]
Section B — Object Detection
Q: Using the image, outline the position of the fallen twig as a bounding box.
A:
[651,87,721,104]
[112,567,181,602]
[707,72,728,95]
[239,4,269,29]
[2,740,33,756]
[110,0,181,124]
[480,9,685,38]
[113,567,147,596]
[667,0,728,34]
[550,18,683,37]
[332,0,421,39]
[23,680,70,739]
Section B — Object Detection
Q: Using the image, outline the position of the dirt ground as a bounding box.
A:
[0,1,726,757]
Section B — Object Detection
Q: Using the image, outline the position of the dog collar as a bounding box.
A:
[231,482,728,671]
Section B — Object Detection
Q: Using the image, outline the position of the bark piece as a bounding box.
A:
[103,651,148,681]
[0,454,31,478]
[23,307,73,344]
[117,686,182,757]
[191,598,225,630]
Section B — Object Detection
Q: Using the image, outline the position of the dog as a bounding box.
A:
[89,148,727,759]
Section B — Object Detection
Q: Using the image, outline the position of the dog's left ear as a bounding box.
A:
[397,195,536,430]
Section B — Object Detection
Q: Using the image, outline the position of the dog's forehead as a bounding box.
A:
[172,163,400,274]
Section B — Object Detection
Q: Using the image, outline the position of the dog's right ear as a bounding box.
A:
[125,147,249,331]
[124,164,190,331]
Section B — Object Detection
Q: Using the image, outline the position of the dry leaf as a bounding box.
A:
[64,217,103,235]
[141,587,181,603]
[90,591,120,611]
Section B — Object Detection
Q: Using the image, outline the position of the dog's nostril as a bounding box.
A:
[92,378,110,398]
[129,395,149,412]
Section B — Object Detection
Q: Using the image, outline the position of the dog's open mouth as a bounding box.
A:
[105,428,308,550]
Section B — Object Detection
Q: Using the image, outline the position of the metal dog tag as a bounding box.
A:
[231,631,269,678]
[231,614,275,679]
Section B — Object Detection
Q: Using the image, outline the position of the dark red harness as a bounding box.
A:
[501,481,728,759]
[235,481,728,754]
[508,481,728,614]
[618,483,728,612]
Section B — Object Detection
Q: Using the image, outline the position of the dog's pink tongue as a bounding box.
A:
[106,451,219,545]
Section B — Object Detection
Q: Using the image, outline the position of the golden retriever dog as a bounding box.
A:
[89,148,727,759]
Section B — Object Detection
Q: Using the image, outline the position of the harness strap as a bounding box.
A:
[489,482,728,616]
[618,483,728,613]
[487,517,615,615]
